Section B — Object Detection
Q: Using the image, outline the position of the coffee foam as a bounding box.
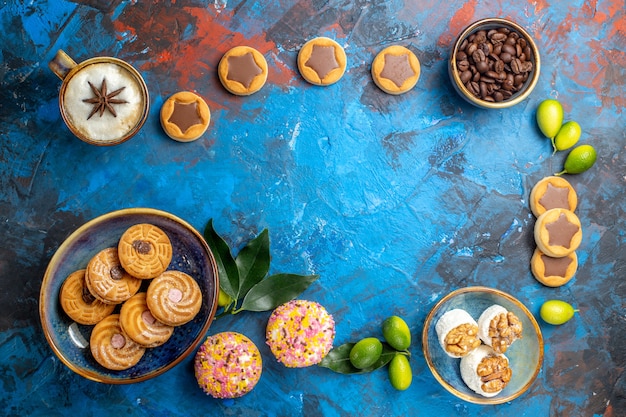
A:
[63,62,145,143]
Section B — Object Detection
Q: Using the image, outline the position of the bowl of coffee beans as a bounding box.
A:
[449,18,540,109]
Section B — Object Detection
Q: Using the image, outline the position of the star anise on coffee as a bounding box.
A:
[82,78,128,119]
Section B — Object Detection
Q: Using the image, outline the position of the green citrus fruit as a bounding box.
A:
[217,288,232,307]
[388,354,412,391]
[540,300,577,325]
[556,144,597,175]
[349,337,383,369]
[536,99,564,139]
[382,316,411,351]
[554,121,581,152]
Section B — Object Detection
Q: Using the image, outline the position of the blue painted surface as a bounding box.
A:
[1,1,625,416]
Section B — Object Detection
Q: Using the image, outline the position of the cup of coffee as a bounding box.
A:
[49,50,150,146]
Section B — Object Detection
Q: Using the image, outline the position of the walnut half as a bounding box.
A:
[444,323,482,356]
[488,311,523,353]
[477,354,512,393]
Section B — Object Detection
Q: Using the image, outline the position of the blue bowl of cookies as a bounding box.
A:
[39,208,219,384]
[422,286,543,404]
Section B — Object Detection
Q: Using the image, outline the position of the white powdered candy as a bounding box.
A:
[460,345,512,397]
[435,308,481,358]
[477,304,523,353]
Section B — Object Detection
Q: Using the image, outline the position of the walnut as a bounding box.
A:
[477,354,512,393]
[488,312,523,353]
[444,323,481,355]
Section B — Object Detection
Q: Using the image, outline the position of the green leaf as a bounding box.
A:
[318,342,397,374]
[235,229,270,298]
[203,219,239,300]
[239,273,319,312]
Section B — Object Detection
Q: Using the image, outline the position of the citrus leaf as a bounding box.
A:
[235,228,270,298]
[318,342,396,374]
[239,273,319,312]
[203,219,239,300]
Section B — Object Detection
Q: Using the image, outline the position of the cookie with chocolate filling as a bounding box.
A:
[146,270,202,326]
[160,91,210,142]
[530,248,578,287]
[371,45,421,95]
[90,314,146,370]
[60,269,115,325]
[218,46,268,96]
[529,176,577,217]
[119,292,174,347]
[534,208,582,258]
[298,37,347,86]
[85,247,142,304]
[118,223,172,279]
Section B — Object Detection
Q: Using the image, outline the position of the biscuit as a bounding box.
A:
[530,248,577,287]
[534,208,582,258]
[298,37,347,86]
[85,247,142,304]
[371,45,421,95]
[529,176,577,217]
[119,292,174,347]
[90,314,146,370]
[218,46,268,96]
[146,270,202,326]
[59,269,115,325]
[118,223,172,279]
[160,91,211,142]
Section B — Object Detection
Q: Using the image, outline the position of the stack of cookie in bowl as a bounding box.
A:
[529,177,582,287]
[59,223,202,370]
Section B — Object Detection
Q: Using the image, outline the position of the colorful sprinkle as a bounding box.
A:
[266,300,335,368]
[194,332,262,399]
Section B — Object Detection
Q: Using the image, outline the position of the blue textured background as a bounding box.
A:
[1,1,625,416]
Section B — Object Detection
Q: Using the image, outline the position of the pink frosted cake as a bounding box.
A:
[265,299,335,368]
[194,332,262,399]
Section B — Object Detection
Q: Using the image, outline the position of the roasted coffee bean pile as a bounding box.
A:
[455,27,534,103]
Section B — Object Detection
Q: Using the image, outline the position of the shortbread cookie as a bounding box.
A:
[371,45,421,95]
[530,248,578,287]
[120,292,174,347]
[534,208,582,258]
[146,270,202,326]
[85,247,141,304]
[218,46,268,96]
[529,176,577,217]
[59,269,115,325]
[118,223,172,279]
[160,91,211,142]
[90,314,146,370]
[298,37,347,86]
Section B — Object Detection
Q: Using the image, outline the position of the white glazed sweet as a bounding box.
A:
[477,304,523,353]
[435,308,481,358]
[460,344,512,397]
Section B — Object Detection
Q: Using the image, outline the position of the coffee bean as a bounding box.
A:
[454,24,535,103]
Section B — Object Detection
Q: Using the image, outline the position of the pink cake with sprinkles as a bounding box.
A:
[194,332,262,399]
[266,299,335,368]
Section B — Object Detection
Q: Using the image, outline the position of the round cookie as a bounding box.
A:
[160,91,210,142]
[118,223,172,279]
[59,269,115,325]
[218,46,268,96]
[266,299,335,368]
[531,248,578,287]
[195,332,262,399]
[371,45,421,95]
[297,37,347,86]
[90,314,146,371]
[119,292,174,347]
[534,208,583,258]
[85,247,142,304]
[146,270,202,326]
[530,176,577,217]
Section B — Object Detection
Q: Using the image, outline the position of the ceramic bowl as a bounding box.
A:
[449,17,540,109]
[422,286,543,404]
[39,208,219,384]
